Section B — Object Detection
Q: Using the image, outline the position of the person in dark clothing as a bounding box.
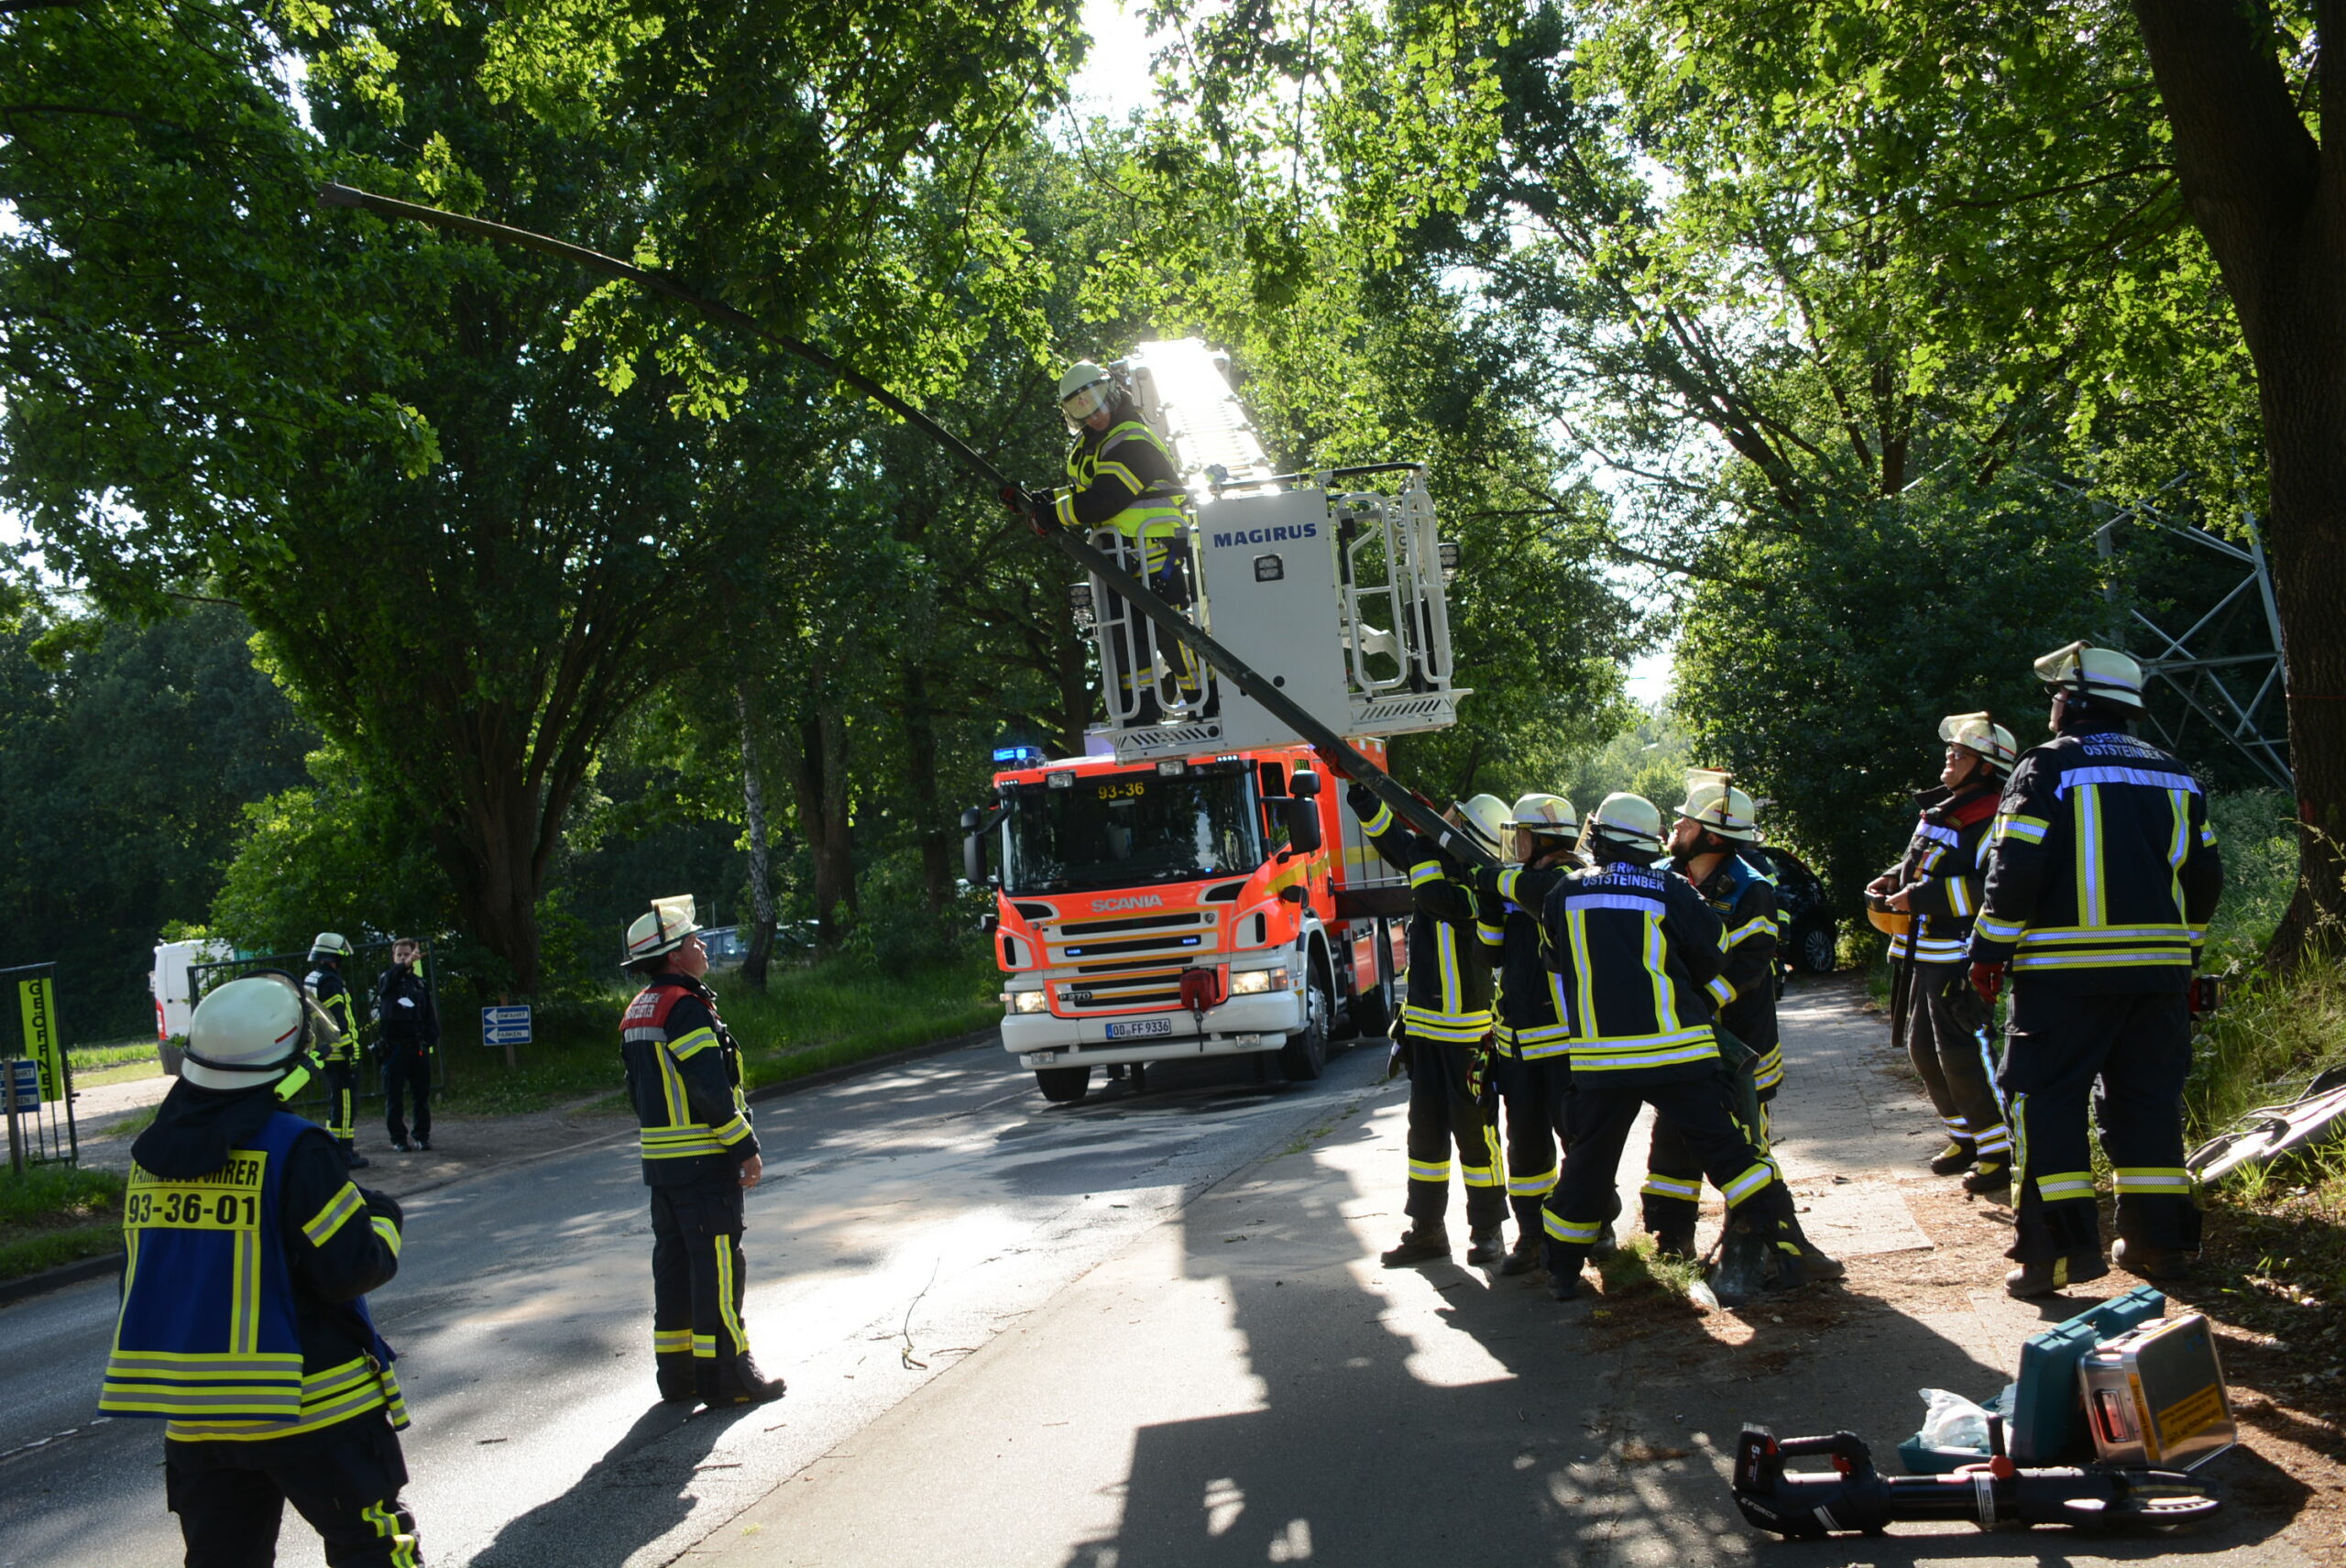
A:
[374,938,439,1153]
[101,972,420,1566]
[1538,793,1835,1303]
[1969,642,2224,1298]
[620,895,784,1408]
[1869,713,2017,1190]
[306,932,368,1168]
[1349,785,1511,1269]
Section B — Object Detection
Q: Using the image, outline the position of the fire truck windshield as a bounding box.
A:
[999,768,1264,894]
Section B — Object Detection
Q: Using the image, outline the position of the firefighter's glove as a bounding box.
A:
[1386,1029,1412,1081]
[1968,961,2005,1003]
[1345,783,1381,821]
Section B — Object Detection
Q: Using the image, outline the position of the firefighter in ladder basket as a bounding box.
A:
[1049,359,1200,723]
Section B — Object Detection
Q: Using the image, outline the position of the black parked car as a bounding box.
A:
[1745,845,1840,973]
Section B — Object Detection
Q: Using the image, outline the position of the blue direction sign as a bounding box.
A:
[5,1058,38,1113]
[480,1004,533,1047]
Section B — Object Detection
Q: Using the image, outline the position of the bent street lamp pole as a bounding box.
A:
[314,183,1490,866]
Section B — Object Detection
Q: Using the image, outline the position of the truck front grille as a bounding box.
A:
[1035,907,1222,1012]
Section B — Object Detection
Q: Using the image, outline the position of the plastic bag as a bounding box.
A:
[1918,1387,1991,1453]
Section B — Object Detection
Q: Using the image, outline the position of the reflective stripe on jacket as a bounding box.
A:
[1488,862,1573,1058]
[1359,800,1493,1044]
[1968,726,2224,990]
[1540,860,1726,1085]
[1057,417,1187,572]
[1691,855,1782,1095]
[1883,784,1999,964]
[622,979,759,1184]
[306,967,360,1063]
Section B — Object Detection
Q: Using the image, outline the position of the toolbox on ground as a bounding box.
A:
[2078,1312,2235,1470]
[1900,1285,2167,1473]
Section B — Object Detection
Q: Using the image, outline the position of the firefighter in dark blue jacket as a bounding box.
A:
[1349,786,1511,1268]
[1538,794,1835,1301]
[1474,793,1589,1274]
[621,895,784,1407]
[1968,643,2224,1298]
[101,973,420,1564]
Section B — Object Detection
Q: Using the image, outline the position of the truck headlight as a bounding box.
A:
[1002,990,1050,1014]
[1229,967,1289,996]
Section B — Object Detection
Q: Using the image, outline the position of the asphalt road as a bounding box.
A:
[0,1035,1390,1568]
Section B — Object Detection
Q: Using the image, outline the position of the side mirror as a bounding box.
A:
[1285,796,1324,854]
[1288,770,1321,799]
[960,807,990,886]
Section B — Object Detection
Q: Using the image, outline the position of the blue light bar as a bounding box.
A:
[992,745,1046,765]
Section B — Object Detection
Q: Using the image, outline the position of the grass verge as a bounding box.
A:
[1594,1232,1707,1303]
[0,1164,125,1282]
[431,951,1003,1117]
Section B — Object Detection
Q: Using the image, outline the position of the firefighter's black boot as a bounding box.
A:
[656,1354,697,1405]
[2113,1238,2193,1282]
[2005,1249,2109,1299]
[1465,1228,1507,1268]
[1547,1266,1582,1301]
[707,1353,786,1407]
[1650,1220,1698,1263]
[1380,1225,1450,1267]
[1928,1138,1976,1177]
[341,1142,371,1171]
[1497,1235,1543,1276]
[1961,1158,2012,1196]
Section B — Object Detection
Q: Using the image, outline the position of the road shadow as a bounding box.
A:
[467,1400,753,1568]
[1058,1105,2304,1568]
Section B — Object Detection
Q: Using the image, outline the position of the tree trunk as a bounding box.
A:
[902,662,953,913]
[2130,0,2346,961]
[787,704,858,948]
[737,682,778,991]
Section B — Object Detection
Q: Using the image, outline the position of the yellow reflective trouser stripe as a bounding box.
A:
[1752,1046,1784,1091]
[1640,1174,1701,1201]
[362,1500,422,1568]
[654,1328,692,1354]
[1970,1122,2012,1155]
[301,1182,365,1247]
[1508,1166,1560,1198]
[1543,1211,1601,1244]
[715,1237,747,1358]
[1720,1162,1775,1207]
[2035,1169,2096,1201]
[1408,1157,1452,1183]
[693,1332,718,1360]
[1461,1162,1501,1189]
[2112,1167,2192,1194]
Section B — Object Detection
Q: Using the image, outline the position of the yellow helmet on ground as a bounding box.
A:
[623,895,701,966]
[184,975,310,1091]
[1672,769,1760,843]
[1581,793,1665,857]
[1938,712,2019,773]
[2034,641,2145,712]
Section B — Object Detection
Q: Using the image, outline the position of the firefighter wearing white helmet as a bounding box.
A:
[1535,793,1837,1301]
[619,895,784,1407]
[1471,793,1599,1274]
[1630,772,1814,1267]
[102,972,420,1561]
[1047,358,1196,720]
[1969,642,2224,1298]
[1346,783,1508,1268]
[1869,713,2020,1194]
[304,931,366,1168]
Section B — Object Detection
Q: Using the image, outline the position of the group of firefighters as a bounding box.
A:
[1362,640,2223,1306]
[86,357,2229,1563]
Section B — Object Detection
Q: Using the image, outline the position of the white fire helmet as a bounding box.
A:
[1672,769,1761,843]
[1509,793,1579,837]
[1450,794,1510,859]
[623,895,702,966]
[1938,711,2020,773]
[1058,361,1113,429]
[308,931,352,960]
[2034,640,2145,712]
[183,975,311,1091]
[1581,793,1666,857]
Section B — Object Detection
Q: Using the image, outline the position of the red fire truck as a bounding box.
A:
[969,740,1408,1102]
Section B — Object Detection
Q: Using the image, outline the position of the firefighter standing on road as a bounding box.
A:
[1638,773,1799,1263]
[375,938,439,1153]
[1349,785,1511,1269]
[1537,794,1835,1301]
[307,932,367,1169]
[1969,642,2224,1298]
[1869,714,2016,1192]
[1474,794,1591,1275]
[101,973,421,1564]
[620,895,785,1408]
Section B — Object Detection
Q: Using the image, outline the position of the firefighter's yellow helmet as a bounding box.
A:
[1582,793,1665,856]
[2034,641,2144,712]
[1672,769,1760,843]
[623,895,701,966]
[1938,712,2019,773]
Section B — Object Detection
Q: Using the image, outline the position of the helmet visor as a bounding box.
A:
[1060,380,1112,426]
